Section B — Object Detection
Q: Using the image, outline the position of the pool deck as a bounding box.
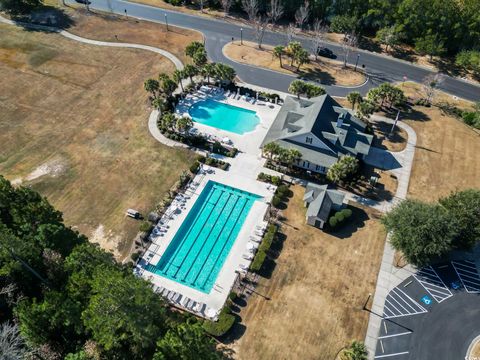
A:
[137,165,275,319]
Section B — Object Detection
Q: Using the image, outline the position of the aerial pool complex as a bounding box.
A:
[145,181,261,293]
[188,99,260,135]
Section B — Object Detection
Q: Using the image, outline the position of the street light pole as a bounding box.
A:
[165,13,169,31]
[354,54,360,71]
[240,28,243,45]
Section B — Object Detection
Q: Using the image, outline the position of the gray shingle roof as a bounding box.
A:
[305,183,345,222]
[262,94,374,168]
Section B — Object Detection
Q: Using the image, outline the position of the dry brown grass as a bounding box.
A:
[232,185,386,360]
[66,8,203,64]
[403,106,480,202]
[471,340,480,357]
[0,24,196,260]
[371,120,408,152]
[400,81,475,111]
[224,41,366,87]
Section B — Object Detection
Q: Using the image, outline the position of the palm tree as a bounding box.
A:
[340,341,368,360]
[183,64,198,84]
[172,69,185,92]
[176,116,193,133]
[263,142,282,159]
[144,79,159,99]
[214,63,236,85]
[202,63,216,84]
[273,45,285,68]
[295,48,310,71]
[288,80,307,99]
[286,148,302,169]
[347,91,362,110]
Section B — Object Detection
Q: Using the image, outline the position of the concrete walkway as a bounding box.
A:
[363,115,418,359]
[0,15,183,69]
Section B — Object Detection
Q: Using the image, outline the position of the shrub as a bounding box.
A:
[196,155,206,163]
[335,211,345,223]
[205,157,214,165]
[226,148,238,157]
[329,216,338,228]
[271,196,282,208]
[220,163,229,171]
[259,224,276,252]
[271,176,282,186]
[190,161,200,174]
[131,252,141,262]
[340,208,353,219]
[202,307,236,337]
[250,250,267,272]
[228,292,237,302]
[276,185,289,199]
[139,221,152,233]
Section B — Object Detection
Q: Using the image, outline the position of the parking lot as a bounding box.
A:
[374,261,480,359]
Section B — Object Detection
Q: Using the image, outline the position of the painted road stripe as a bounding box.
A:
[375,351,409,358]
[414,266,452,303]
[452,261,480,293]
[379,331,412,339]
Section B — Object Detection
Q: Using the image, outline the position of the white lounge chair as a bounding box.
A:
[243,253,254,261]
[181,297,190,307]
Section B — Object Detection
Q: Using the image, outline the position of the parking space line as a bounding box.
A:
[383,287,427,319]
[388,294,414,313]
[379,331,412,339]
[375,351,409,358]
[414,266,452,303]
[452,261,480,293]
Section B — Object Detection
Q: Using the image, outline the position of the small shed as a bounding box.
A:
[303,183,346,229]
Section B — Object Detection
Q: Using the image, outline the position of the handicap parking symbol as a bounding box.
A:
[421,295,432,305]
[451,281,461,290]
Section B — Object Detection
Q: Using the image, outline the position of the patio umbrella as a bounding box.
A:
[205,308,217,319]
[222,137,231,144]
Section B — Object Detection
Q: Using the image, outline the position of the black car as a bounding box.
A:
[75,0,91,4]
[316,47,337,59]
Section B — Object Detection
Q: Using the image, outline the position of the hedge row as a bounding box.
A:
[196,155,229,171]
[257,172,282,186]
[202,306,236,337]
[329,208,353,228]
[250,224,277,273]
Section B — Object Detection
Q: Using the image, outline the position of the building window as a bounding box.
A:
[303,161,310,168]
[315,165,325,173]
[306,136,313,144]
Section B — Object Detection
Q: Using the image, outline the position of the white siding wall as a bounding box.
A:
[295,159,328,174]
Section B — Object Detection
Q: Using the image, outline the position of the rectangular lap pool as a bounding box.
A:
[146,181,261,293]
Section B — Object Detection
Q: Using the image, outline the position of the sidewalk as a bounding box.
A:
[363,115,418,359]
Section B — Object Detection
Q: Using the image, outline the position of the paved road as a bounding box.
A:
[66,0,480,101]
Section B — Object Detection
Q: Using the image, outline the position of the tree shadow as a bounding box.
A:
[405,107,431,122]
[358,36,383,54]
[219,314,246,345]
[256,257,277,279]
[12,5,75,30]
[298,67,337,85]
[268,232,286,260]
[325,205,370,239]
[372,120,407,150]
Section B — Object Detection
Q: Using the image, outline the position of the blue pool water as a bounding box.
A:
[146,181,261,293]
[188,99,260,135]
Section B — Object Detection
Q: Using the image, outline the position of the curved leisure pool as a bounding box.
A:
[188,99,260,135]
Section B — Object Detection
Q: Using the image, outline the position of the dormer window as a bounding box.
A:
[306,136,313,144]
